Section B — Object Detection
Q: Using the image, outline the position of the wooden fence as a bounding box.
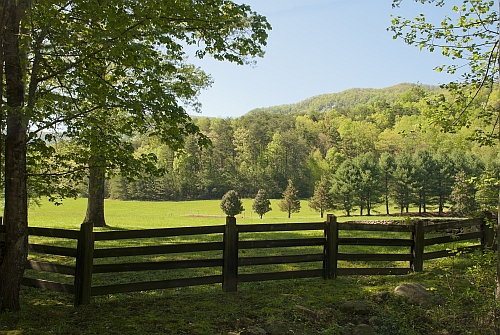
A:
[0,215,494,306]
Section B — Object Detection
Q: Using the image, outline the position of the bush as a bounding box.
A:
[220,190,244,217]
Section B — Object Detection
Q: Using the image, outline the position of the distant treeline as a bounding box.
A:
[101,83,497,214]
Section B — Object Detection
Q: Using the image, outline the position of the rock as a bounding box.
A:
[352,324,375,335]
[235,317,253,329]
[294,305,318,320]
[340,301,371,315]
[372,291,391,303]
[368,316,379,326]
[240,326,267,335]
[264,320,293,335]
[394,283,443,306]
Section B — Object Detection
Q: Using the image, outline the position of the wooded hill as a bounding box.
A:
[105,83,497,216]
[247,83,440,115]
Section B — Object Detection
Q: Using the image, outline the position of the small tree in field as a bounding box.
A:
[220,190,244,217]
[309,176,333,218]
[252,189,272,219]
[279,179,301,218]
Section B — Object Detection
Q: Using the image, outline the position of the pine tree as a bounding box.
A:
[279,179,301,218]
[220,190,244,217]
[450,171,477,217]
[309,176,333,218]
[252,189,272,219]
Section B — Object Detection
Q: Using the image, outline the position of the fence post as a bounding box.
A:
[223,216,238,292]
[74,222,95,306]
[411,219,424,272]
[481,212,495,250]
[324,214,338,279]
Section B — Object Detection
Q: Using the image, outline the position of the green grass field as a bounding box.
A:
[1,198,497,335]
[28,197,410,229]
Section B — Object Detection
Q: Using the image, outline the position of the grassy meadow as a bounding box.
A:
[28,197,409,230]
[1,198,498,335]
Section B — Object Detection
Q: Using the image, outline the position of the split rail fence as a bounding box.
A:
[0,215,494,306]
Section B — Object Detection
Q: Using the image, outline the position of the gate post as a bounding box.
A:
[324,214,338,279]
[411,219,424,272]
[481,212,495,250]
[74,222,95,306]
[223,216,238,292]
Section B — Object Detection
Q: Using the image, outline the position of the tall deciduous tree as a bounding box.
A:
[279,179,301,218]
[0,0,270,312]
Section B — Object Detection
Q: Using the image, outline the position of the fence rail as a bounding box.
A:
[0,215,493,306]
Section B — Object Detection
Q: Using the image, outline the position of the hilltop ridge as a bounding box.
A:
[245,83,440,116]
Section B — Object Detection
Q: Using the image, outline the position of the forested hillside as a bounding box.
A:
[106,83,498,216]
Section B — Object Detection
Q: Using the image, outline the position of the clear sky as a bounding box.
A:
[187,0,457,118]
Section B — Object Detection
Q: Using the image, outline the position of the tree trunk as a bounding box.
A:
[0,0,30,312]
[496,1,500,302]
[83,156,106,227]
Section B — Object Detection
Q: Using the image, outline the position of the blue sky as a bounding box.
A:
[187,0,457,118]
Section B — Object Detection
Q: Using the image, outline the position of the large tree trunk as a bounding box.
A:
[0,0,30,312]
[496,1,500,303]
[83,155,106,227]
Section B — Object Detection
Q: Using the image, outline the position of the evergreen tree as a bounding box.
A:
[309,176,333,218]
[330,160,359,216]
[450,171,477,217]
[279,179,301,218]
[378,153,395,215]
[252,189,272,219]
[220,190,244,217]
[391,153,415,215]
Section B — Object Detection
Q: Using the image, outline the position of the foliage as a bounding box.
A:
[308,176,333,218]
[450,171,477,216]
[220,190,244,217]
[278,179,301,218]
[252,189,272,219]
[0,0,272,312]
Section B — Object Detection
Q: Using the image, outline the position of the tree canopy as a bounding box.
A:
[0,0,271,312]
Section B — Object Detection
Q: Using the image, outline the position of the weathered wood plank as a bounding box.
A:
[74,222,95,306]
[239,238,324,249]
[25,260,75,275]
[324,214,338,279]
[94,225,225,241]
[412,220,424,272]
[424,231,482,247]
[237,223,325,233]
[223,217,238,292]
[28,227,80,239]
[338,238,413,246]
[337,253,413,262]
[423,218,483,233]
[339,222,414,232]
[90,275,223,296]
[28,244,78,257]
[93,242,224,258]
[337,268,411,276]
[238,254,324,266]
[21,277,74,294]
[423,245,483,260]
[237,269,323,282]
[93,259,223,273]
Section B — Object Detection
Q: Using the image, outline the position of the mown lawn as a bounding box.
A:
[1,198,497,335]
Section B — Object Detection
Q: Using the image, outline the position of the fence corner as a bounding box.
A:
[74,222,95,306]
